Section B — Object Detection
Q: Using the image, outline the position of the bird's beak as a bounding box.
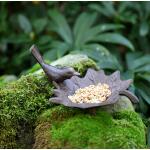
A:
[74,72,80,76]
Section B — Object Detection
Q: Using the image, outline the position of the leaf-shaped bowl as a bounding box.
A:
[50,68,139,109]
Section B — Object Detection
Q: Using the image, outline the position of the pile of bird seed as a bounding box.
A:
[68,83,111,103]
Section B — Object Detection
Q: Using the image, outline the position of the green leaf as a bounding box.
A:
[93,33,134,51]
[73,12,97,48]
[138,89,150,105]
[138,36,149,52]
[73,13,123,48]
[132,55,150,69]
[50,41,70,58]
[44,43,68,61]
[18,14,32,33]
[97,54,122,71]
[48,10,73,44]
[38,43,52,52]
[73,13,96,36]
[128,84,136,94]
[102,1,116,16]
[135,64,150,73]
[38,35,52,45]
[139,97,149,115]
[89,2,115,18]
[147,125,150,148]
[96,24,124,33]
[44,49,57,61]
[89,4,110,17]
[117,10,137,24]
[118,2,130,14]
[6,34,30,44]
[82,44,110,60]
[139,21,149,36]
[136,82,150,105]
[126,52,143,70]
[137,73,150,82]
[33,18,48,34]
[82,24,124,44]
[82,44,122,71]
[122,70,135,80]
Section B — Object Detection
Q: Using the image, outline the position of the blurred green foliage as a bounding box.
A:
[0,1,90,75]
[0,1,150,117]
[89,1,150,52]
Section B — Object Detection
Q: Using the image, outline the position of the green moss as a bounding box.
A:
[72,59,98,75]
[34,106,146,149]
[0,121,17,148]
[0,74,54,148]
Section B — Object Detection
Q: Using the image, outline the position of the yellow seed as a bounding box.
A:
[68,83,111,104]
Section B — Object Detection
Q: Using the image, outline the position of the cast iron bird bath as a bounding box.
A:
[30,45,139,109]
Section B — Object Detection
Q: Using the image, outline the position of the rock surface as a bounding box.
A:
[100,96,134,113]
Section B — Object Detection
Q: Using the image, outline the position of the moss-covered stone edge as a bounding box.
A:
[34,105,146,149]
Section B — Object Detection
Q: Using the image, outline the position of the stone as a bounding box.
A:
[100,96,134,113]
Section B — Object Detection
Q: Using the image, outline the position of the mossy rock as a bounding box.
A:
[0,75,53,148]
[34,104,146,149]
[0,54,97,148]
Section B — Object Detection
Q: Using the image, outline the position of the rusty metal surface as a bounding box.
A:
[50,68,139,109]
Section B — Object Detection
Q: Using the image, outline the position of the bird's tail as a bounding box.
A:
[30,45,44,66]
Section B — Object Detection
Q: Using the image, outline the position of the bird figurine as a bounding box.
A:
[30,45,80,83]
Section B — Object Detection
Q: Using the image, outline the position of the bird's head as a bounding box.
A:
[64,67,80,78]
